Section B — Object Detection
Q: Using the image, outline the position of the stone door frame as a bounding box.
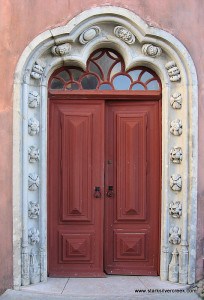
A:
[13,6,198,288]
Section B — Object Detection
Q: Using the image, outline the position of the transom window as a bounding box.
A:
[49,49,161,91]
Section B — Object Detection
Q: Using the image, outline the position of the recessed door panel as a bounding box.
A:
[48,100,105,277]
[104,101,160,275]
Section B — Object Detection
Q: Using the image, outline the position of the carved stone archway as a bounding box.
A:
[13,6,198,288]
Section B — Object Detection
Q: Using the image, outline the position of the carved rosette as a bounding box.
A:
[30,249,40,284]
[170,174,182,191]
[28,201,40,219]
[28,118,40,136]
[51,43,71,56]
[28,91,40,108]
[170,119,182,136]
[114,26,135,44]
[28,146,40,163]
[28,228,40,245]
[28,173,40,191]
[170,146,183,164]
[165,61,181,81]
[79,26,101,44]
[31,62,45,79]
[142,43,162,57]
[169,248,179,283]
[169,226,181,245]
[170,93,182,109]
[169,201,182,218]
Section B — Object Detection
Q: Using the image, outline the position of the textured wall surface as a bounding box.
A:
[0,0,203,291]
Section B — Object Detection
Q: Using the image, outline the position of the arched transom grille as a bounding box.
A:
[49,49,161,91]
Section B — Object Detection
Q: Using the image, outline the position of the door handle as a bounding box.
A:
[94,186,102,198]
[106,186,114,198]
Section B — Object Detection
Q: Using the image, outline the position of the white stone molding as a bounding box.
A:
[169,226,181,245]
[170,146,183,164]
[13,6,198,288]
[165,61,181,81]
[114,26,135,44]
[28,201,40,219]
[28,228,40,245]
[170,93,182,109]
[28,91,40,108]
[170,119,182,136]
[28,118,39,136]
[30,249,40,284]
[28,146,40,163]
[51,43,71,56]
[169,248,179,283]
[170,174,182,191]
[169,201,182,218]
[79,26,101,44]
[28,173,40,191]
[31,62,45,79]
[142,43,162,57]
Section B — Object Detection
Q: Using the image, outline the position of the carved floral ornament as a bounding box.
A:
[28,117,40,136]
[51,43,71,56]
[142,43,162,57]
[79,26,101,44]
[28,146,40,163]
[28,228,40,245]
[170,93,182,109]
[170,119,182,136]
[165,61,181,82]
[169,226,181,245]
[28,201,40,219]
[169,201,182,218]
[170,146,183,164]
[28,173,40,191]
[170,174,182,191]
[28,91,40,108]
[31,62,45,79]
[114,26,135,44]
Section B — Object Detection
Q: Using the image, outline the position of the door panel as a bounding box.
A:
[48,100,105,277]
[104,101,160,275]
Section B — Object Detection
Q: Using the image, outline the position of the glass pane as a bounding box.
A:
[110,62,122,80]
[88,62,103,79]
[81,75,99,90]
[91,51,102,59]
[58,71,70,82]
[131,83,145,90]
[107,51,118,59]
[69,69,83,81]
[128,70,142,81]
[50,78,64,89]
[147,80,160,90]
[99,83,113,90]
[140,71,154,82]
[66,82,79,90]
[94,52,115,81]
[113,75,131,90]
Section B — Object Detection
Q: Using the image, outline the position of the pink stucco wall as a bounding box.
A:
[0,0,203,291]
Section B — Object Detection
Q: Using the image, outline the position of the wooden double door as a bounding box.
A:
[48,98,161,277]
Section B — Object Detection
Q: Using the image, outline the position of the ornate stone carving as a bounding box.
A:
[28,146,40,163]
[142,43,162,57]
[169,226,181,245]
[28,173,40,191]
[170,93,182,109]
[170,146,183,164]
[28,228,40,245]
[170,119,182,136]
[31,62,45,79]
[28,91,40,108]
[79,26,101,44]
[51,43,71,56]
[165,61,181,81]
[28,117,40,136]
[169,201,182,218]
[114,26,135,44]
[30,249,40,284]
[169,248,179,283]
[170,174,182,191]
[28,201,40,219]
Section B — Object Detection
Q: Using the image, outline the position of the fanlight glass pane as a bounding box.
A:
[89,62,103,80]
[50,78,64,89]
[110,62,122,80]
[81,75,99,90]
[69,69,83,81]
[66,82,79,90]
[58,71,70,82]
[113,75,131,90]
[131,83,146,91]
[128,70,142,81]
[147,80,160,90]
[99,83,113,90]
[140,71,154,82]
[93,52,115,81]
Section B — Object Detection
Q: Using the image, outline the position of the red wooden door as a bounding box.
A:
[104,101,160,275]
[48,100,105,277]
[48,99,161,277]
